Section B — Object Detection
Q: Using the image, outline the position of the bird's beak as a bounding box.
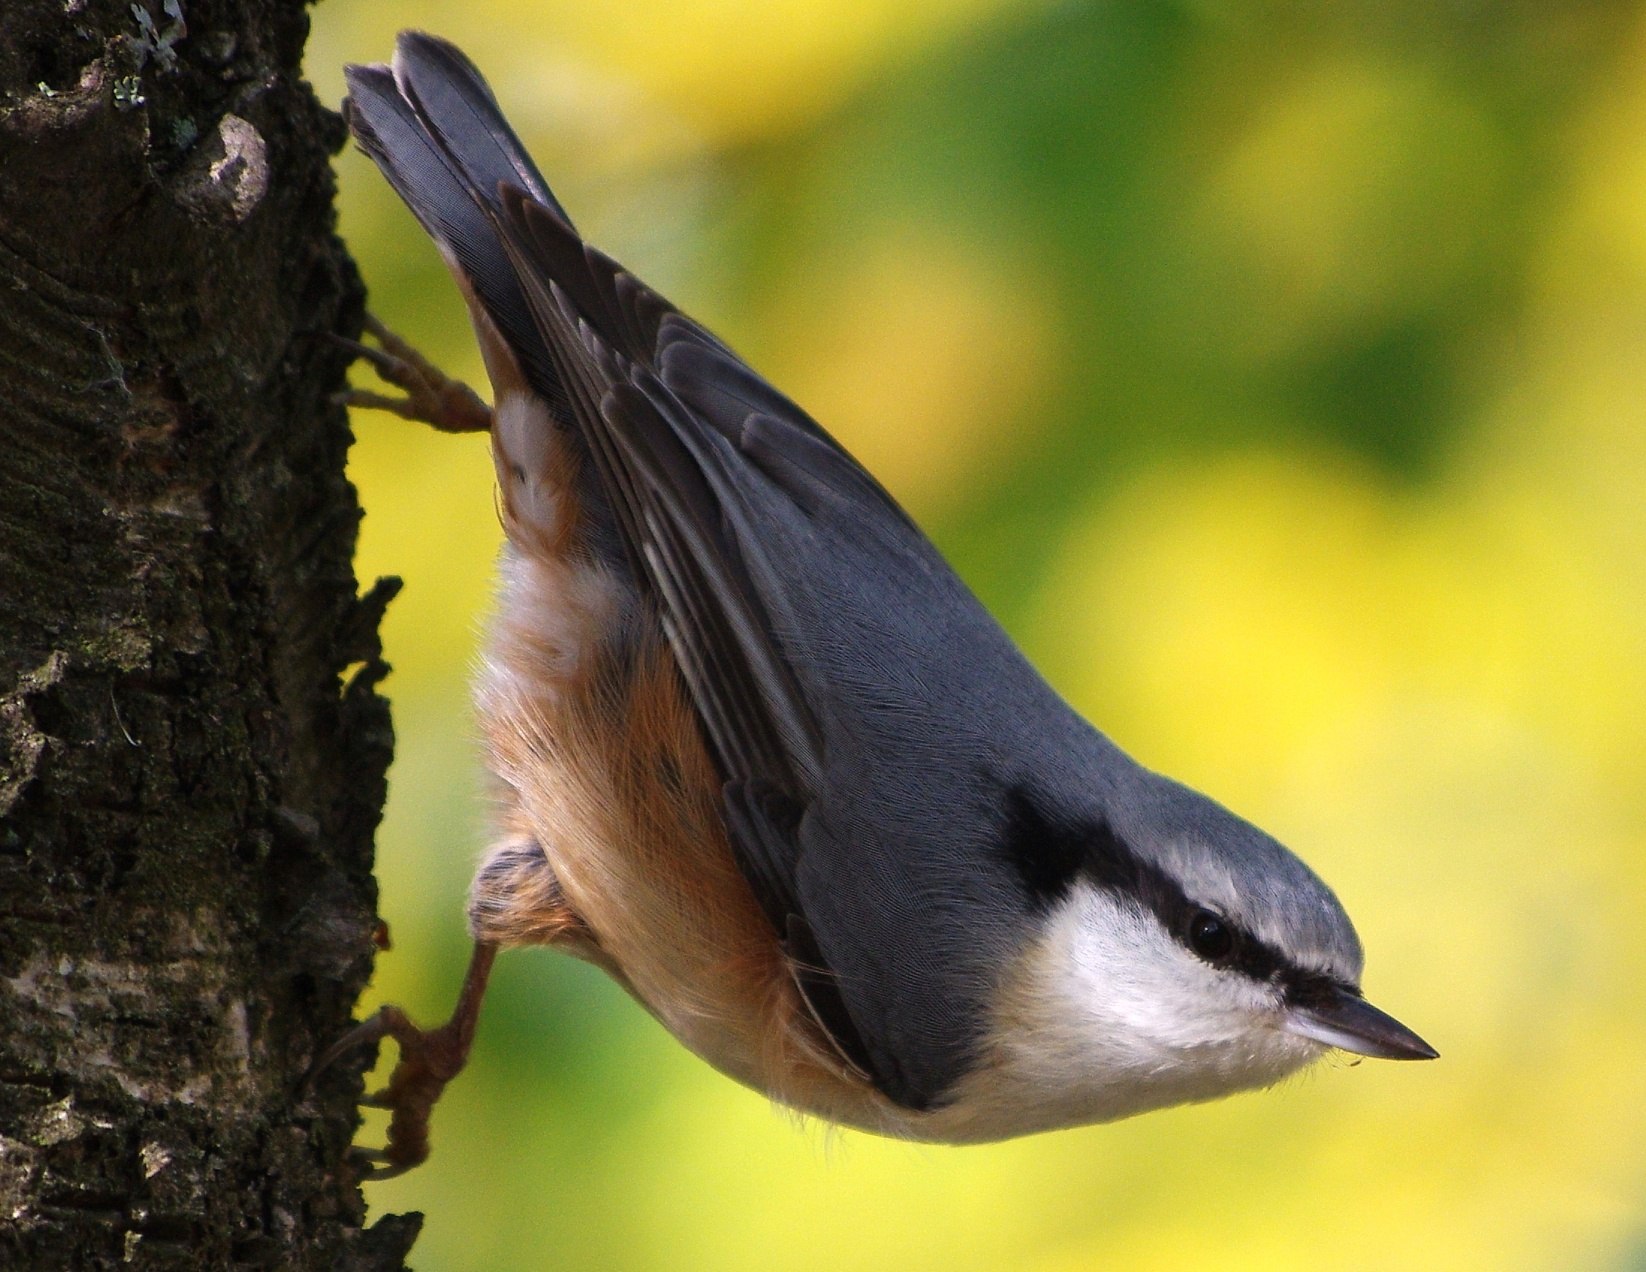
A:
[1283,987,1438,1061]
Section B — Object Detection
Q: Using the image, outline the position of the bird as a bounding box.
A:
[323,31,1436,1179]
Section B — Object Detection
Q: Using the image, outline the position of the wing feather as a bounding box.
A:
[345,33,1027,1102]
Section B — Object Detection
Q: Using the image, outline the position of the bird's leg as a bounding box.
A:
[311,940,499,1180]
[336,313,493,433]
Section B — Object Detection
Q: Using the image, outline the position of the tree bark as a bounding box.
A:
[0,1,414,1266]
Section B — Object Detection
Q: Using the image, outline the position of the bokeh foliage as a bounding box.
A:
[306,1,1646,1266]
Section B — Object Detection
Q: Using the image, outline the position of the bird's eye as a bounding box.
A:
[1187,908,1236,963]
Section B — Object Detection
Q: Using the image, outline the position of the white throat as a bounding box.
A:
[920,883,1326,1143]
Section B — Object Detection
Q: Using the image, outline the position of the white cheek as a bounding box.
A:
[939,886,1324,1140]
[1050,893,1266,1051]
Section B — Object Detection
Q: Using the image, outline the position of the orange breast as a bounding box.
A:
[458,331,896,1129]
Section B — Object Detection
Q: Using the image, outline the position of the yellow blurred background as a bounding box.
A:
[306,1,1646,1267]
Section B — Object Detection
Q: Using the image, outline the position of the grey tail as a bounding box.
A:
[342,30,572,410]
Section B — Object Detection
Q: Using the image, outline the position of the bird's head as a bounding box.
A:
[960,768,1435,1135]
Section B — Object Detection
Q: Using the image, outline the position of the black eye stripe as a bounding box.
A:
[999,784,1093,910]
[1000,783,1348,1001]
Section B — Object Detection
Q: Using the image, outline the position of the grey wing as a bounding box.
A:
[497,191,1051,1106]
[492,191,913,1084]
[351,31,1023,1108]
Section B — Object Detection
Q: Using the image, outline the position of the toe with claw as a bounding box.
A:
[310,942,498,1180]
[336,313,493,434]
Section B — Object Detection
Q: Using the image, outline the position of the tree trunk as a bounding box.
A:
[0,1,414,1266]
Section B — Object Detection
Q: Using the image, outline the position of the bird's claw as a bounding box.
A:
[307,1004,451,1179]
[335,313,493,433]
[308,943,499,1179]
[345,1147,409,1183]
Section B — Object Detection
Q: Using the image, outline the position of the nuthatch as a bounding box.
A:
[325,32,1436,1179]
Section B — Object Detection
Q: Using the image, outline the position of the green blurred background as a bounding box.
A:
[305,1,1646,1267]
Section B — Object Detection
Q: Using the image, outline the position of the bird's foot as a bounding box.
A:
[310,942,498,1180]
[336,313,493,433]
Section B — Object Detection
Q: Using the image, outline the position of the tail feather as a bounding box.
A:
[342,36,563,405]
[390,33,568,223]
[343,63,497,274]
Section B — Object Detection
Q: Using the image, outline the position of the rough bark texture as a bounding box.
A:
[0,1,415,1266]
